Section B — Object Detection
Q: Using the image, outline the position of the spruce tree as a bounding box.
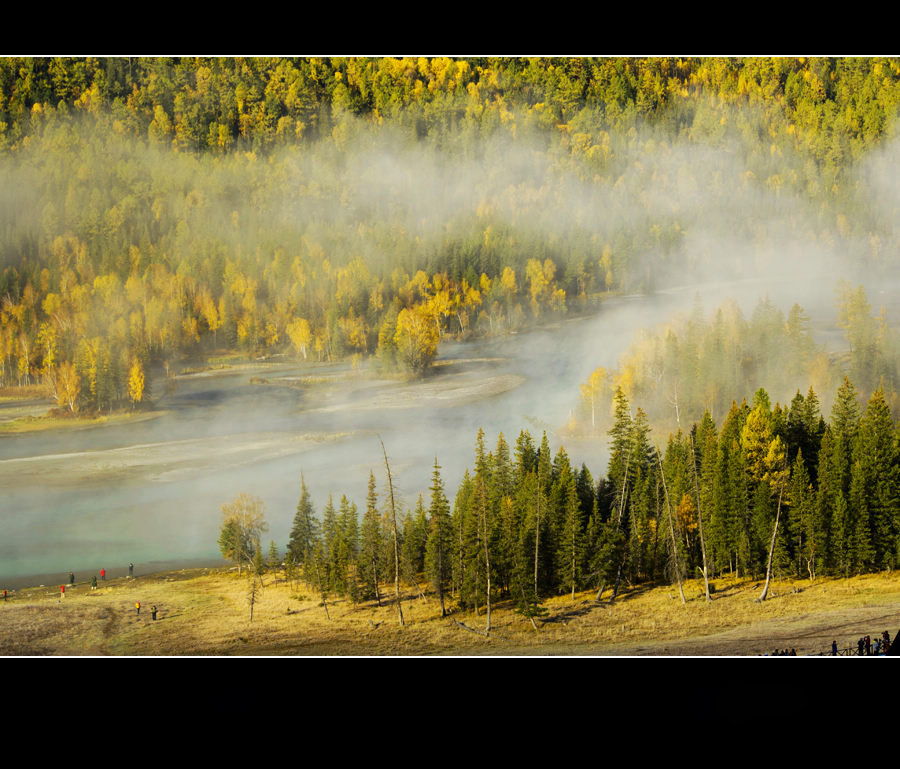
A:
[451,470,474,601]
[338,495,360,602]
[400,496,429,597]
[359,471,383,604]
[854,388,900,569]
[321,495,338,593]
[425,458,453,617]
[288,476,318,578]
[555,459,585,599]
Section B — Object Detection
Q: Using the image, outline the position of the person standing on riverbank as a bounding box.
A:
[128,563,134,578]
[100,568,105,581]
[136,601,141,615]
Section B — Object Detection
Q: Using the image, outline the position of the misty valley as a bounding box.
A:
[2,57,900,621]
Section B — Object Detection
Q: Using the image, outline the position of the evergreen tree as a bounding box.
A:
[425,458,453,617]
[787,450,821,578]
[338,494,360,602]
[400,496,429,595]
[287,477,318,579]
[450,470,472,598]
[321,495,339,592]
[555,458,585,599]
[359,470,383,603]
[853,388,900,569]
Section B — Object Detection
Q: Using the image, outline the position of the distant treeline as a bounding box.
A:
[254,375,899,614]
[2,57,900,412]
[3,57,898,173]
[577,283,900,436]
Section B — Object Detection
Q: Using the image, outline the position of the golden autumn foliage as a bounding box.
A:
[395,304,440,375]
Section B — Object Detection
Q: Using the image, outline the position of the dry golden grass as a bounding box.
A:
[0,384,49,400]
[0,408,167,434]
[2,568,900,656]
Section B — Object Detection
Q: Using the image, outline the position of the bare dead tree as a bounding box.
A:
[380,436,404,627]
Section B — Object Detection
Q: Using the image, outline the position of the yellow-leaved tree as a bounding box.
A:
[394,304,439,375]
[47,361,81,415]
[127,358,145,408]
[286,317,312,359]
[580,366,610,432]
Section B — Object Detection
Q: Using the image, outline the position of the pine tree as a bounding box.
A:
[401,496,429,598]
[321,495,339,592]
[831,492,851,577]
[267,540,281,583]
[606,389,634,601]
[425,458,453,617]
[490,433,516,597]
[287,476,329,617]
[288,477,318,580]
[359,470,383,603]
[337,494,360,602]
[451,470,474,601]
[787,450,819,579]
[555,459,585,599]
[853,388,900,569]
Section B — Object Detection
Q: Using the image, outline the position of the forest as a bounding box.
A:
[3,57,900,412]
[221,374,900,623]
[575,282,900,435]
[4,56,900,610]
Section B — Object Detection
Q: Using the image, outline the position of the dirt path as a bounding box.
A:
[477,603,900,656]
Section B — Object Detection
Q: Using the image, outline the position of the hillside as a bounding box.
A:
[3,566,899,656]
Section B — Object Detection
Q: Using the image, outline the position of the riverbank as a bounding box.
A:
[3,566,899,656]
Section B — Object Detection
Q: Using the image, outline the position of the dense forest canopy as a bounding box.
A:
[575,282,900,436]
[274,378,900,617]
[3,56,900,415]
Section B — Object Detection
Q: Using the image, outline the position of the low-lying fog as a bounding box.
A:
[2,125,900,588]
[2,270,894,588]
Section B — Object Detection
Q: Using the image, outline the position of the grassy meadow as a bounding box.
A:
[2,566,899,656]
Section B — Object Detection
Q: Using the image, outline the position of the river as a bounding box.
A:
[0,274,881,589]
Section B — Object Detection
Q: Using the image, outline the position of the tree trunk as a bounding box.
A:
[371,557,381,606]
[310,553,331,620]
[437,540,446,618]
[607,454,630,604]
[482,494,492,634]
[534,463,542,598]
[380,437,404,626]
[658,446,686,605]
[301,493,330,621]
[570,524,577,601]
[758,482,785,602]
[688,432,711,602]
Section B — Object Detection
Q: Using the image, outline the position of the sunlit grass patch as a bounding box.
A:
[2,568,899,656]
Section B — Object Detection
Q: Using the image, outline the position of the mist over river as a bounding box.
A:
[0,273,890,589]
